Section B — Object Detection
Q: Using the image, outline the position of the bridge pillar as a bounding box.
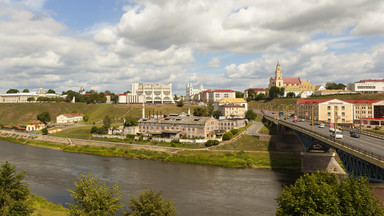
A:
[301,152,346,175]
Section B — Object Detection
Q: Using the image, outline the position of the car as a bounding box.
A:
[330,130,343,139]
[315,122,320,125]
[299,119,305,122]
[350,131,360,138]
[319,123,325,128]
[292,119,297,123]
[329,127,335,132]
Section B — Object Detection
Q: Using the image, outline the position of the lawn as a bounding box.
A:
[52,125,94,139]
[213,135,272,151]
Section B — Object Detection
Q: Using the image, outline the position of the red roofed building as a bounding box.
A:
[56,113,84,123]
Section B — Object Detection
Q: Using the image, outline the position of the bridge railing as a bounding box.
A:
[264,115,384,163]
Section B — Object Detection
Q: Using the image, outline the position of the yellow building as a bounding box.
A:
[26,120,46,132]
[214,98,248,111]
[219,104,246,118]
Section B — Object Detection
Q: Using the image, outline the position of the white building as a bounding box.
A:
[56,113,84,123]
[0,88,63,103]
[118,83,175,104]
[186,83,206,100]
[349,79,384,93]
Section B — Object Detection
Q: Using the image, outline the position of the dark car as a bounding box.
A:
[350,131,360,138]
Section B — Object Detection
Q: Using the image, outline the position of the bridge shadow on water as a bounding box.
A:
[264,120,303,186]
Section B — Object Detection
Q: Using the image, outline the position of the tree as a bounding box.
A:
[37,111,50,124]
[325,82,346,90]
[127,189,177,216]
[22,89,29,93]
[103,115,111,128]
[0,161,33,216]
[176,99,184,107]
[255,93,265,101]
[276,171,384,216]
[41,128,48,135]
[279,87,285,97]
[90,126,98,134]
[27,97,35,102]
[68,173,123,216]
[268,86,281,99]
[6,89,19,94]
[124,118,138,127]
[337,83,346,90]
[193,107,209,117]
[222,131,233,141]
[235,91,244,98]
[247,89,257,101]
[83,113,90,122]
[245,109,257,120]
[286,92,296,98]
[212,110,221,119]
[47,89,56,94]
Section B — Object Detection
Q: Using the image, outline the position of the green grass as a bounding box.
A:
[213,135,272,151]
[52,126,94,139]
[30,194,68,216]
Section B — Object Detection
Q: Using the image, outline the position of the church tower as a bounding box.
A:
[275,62,283,87]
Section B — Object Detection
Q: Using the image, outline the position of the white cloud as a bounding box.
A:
[207,57,220,68]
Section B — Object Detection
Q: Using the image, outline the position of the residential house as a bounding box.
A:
[26,120,46,132]
[56,113,84,123]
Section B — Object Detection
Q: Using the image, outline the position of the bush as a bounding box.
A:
[230,129,239,135]
[41,128,48,135]
[205,140,220,147]
[128,189,177,216]
[90,126,98,134]
[170,139,180,144]
[222,132,233,141]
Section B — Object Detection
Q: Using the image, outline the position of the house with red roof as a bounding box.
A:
[56,113,84,123]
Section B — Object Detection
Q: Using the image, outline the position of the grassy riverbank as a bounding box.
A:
[0,136,301,169]
[30,194,68,216]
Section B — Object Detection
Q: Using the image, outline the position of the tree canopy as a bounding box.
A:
[127,189,177,216]
[103,115,111,128]
[0,161,33,216]
[68,173,123,216]
[235,91,244,98]
[6,89,19,94]
[245,109,257,120]
[22,89,29,93]
[268,87,284,99]
[37,111,51,124]
[276,171,384,216]
[47,89,56,94]
[325,82,346,90]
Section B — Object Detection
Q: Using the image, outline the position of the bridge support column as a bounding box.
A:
[301,152,346,175]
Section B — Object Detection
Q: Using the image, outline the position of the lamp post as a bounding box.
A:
[311,104,314,131]
[360,104,362,132]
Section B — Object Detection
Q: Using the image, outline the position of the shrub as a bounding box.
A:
[205,140,220,147]
[90,126,98,134]
[41,128,48,135]
[222,132,233,141]
[230,129,239,135]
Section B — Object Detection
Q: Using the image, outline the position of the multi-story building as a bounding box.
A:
[295,99,384,127]
[243,88,268,99]
[192,89,236,103]
[138,115,218,139]
[0,88,63,103]
[219,104,246,118]
[56,113,84,123]
[118,83,175,104]
[348,79,384,93]
[218,118,248,131]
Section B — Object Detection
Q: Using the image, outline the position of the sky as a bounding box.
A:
[0,0,384,95]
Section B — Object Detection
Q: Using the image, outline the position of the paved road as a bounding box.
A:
[265,113,384,158]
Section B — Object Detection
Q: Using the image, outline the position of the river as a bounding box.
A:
[0,140,301,215]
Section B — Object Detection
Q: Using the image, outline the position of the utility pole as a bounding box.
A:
[311,104,314,131]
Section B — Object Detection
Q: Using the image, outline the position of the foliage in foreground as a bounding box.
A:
[0,161,34,216]
[127,189,177,216]
[276,171,384,216]
[68,173,123,216]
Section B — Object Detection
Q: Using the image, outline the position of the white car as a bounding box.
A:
[330,130,343,139]
[329,127,335,132]
[319,123,325,128]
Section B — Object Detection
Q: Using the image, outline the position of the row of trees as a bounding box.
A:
[0,161,177,216]
[6,89,56,94]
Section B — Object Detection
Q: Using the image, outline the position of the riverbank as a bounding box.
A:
[0,130,301,169]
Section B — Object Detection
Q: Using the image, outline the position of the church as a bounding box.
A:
[268,63,324,98]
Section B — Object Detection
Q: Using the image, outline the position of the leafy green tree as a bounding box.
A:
[124,118,138,127]
[103,115,111,128]
[83,113,90,122]
[90,126,98,134]
[286,92,296,98]
[268,86,281,99]
[41,128,48,135]
[279,87,285,97]
[255,93,266,101]
[176,99,184,107]
[6,89,19,94]
[222,131,233,141]
[193,107,209,117]
[205,140,220,147]
[235,91,244,98]
[245,109,257,120]
[0,161,34,216]
[276,171,384,216]
[37,111,50,124]
[47,89,56,94]
[22,89,29,93]
[325,82,345,90]
[127,189,177,216]
[68,173,123,216]
[212,110,221,119]
[337,83,346,90]
[247,89,257,101]
[27,97,35,102]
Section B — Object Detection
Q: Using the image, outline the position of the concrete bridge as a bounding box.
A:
[263,114,384,182]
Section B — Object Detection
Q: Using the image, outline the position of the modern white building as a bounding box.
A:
[349,79,384,93]
[118,83,175,104]
[0,88,63,103]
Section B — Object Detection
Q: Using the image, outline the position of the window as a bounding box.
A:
[342,112,345,117]
[341,106,345,110]
[327,106,331,110]
[362,106,366,109]
[327,118,331,123]
[342,119,345,123]
[328,112,331,116]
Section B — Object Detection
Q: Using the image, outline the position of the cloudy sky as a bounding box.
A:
[1,0,383,95]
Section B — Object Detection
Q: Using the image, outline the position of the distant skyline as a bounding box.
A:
[0,0,383,95]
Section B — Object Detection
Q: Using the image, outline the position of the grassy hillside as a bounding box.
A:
[0,103,194,125]
[248,93,384,110]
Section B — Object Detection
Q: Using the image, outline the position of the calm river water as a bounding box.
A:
[0,140,301,215]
